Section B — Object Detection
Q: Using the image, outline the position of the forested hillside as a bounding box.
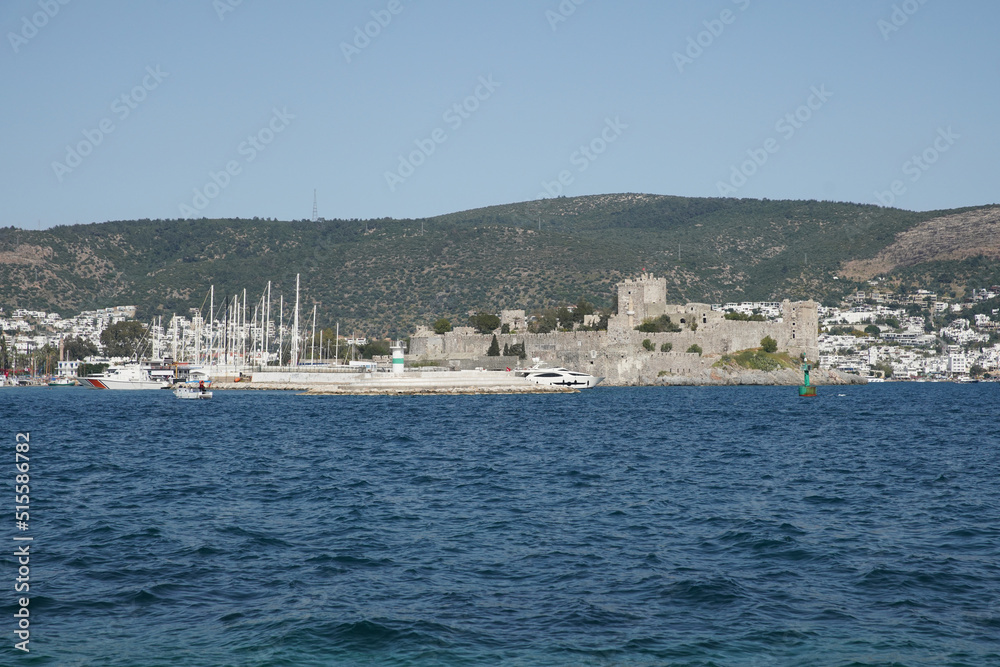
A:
[1,194,997,336]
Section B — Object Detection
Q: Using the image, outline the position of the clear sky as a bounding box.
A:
[2,0,998,229]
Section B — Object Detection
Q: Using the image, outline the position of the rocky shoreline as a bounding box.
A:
[650,367,867,386]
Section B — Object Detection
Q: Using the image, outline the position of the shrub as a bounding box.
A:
[636,314,681,333]
[686,344,702,355]
[760,335,778,353]
[642,339,654,351]
[660,342,672,352]
[487,335,500,356]
[433,318,452,334]
[724,311,766,321]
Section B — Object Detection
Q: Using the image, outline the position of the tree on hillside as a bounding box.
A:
[360,339,391,358]
[529,311,557,334]
[63,336,99,361]
[487,335,500,356]
[555,307,573,330]
[573,298,595,324]
[469,312,500,334]
[100,321,149,358]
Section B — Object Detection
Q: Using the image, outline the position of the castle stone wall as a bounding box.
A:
[408,276,819,385]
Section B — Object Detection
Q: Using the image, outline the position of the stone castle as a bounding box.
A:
[410,274,818,385]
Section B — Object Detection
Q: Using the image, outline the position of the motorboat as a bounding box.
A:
[515,364,604,388]
[174,366,213,398]
[79,363,172,390]
[174,385,213,399]
[47,377,78,387]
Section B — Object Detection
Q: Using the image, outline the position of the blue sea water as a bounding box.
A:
[2,383,1000,666]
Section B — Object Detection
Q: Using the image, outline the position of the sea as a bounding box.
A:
[2,383,999,666]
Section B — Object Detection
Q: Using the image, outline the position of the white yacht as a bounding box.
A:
[516,364,604,389]
[80,363,172,390]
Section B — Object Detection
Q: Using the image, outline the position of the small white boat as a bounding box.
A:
[174,386,213,399]
[515,364,604,389]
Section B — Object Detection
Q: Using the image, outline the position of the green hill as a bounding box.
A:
[1,194,997,337]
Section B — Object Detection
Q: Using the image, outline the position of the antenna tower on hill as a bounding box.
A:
[312,189,318,222]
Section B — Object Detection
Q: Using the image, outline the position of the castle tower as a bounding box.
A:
[611,274,667,333]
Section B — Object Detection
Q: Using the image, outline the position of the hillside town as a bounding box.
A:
[1,282,999,383]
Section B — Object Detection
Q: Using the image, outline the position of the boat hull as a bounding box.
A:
[80,377,168,390]
[520,367,604,389]
[174,388,212,399]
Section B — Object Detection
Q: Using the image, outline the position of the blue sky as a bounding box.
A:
[2,0,997,229]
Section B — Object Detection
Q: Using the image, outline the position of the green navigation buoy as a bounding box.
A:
[799,353,816,397]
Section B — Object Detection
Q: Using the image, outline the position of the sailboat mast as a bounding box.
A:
[311,304,317,365]
[241,289,247,367]
[210,285,215,369]
[291,273,300,367]
[265,281,271,365]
